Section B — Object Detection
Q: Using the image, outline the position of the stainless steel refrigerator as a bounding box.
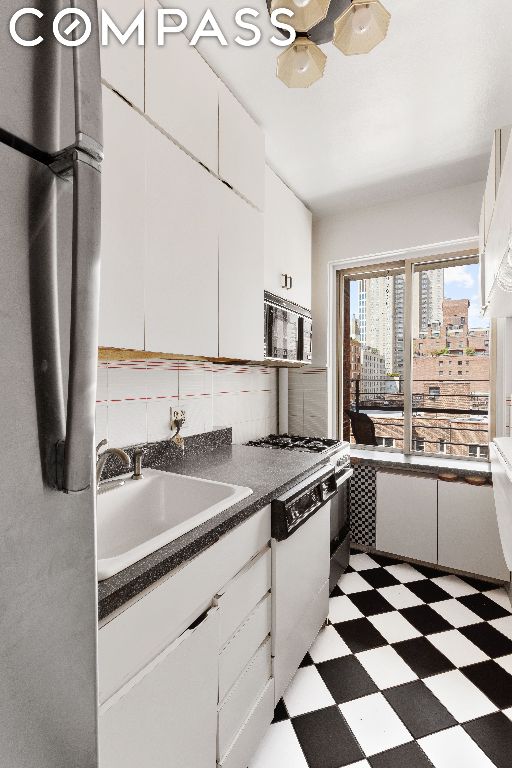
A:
[0,2,102,766]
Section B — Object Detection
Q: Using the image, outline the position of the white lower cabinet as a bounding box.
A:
[99,607,219,768]
[376,472,438,563]
[438,481,510,581]
[98,507,274,768]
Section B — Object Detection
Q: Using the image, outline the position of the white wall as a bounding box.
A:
[312,181,484,367]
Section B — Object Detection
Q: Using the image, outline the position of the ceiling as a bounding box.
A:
[186,0,512,215]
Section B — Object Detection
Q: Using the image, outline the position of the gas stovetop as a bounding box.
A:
[246,434,345,454]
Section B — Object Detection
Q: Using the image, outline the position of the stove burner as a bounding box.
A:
[247,434,343,454]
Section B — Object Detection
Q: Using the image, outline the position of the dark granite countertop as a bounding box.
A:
[351,448,492,479]
[98,444,330,621]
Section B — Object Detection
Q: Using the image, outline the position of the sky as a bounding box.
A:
[349,263,489,332]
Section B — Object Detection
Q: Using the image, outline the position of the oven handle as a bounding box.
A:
[335,468,353,489]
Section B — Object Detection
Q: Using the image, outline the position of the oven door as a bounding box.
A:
[330,468,353,590]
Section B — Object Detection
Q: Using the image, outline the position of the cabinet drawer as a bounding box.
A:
[99,607,218,768]
[218,679,274,768]
[216,548,271,648]
[218,638,271,761]
[219,594,271,700]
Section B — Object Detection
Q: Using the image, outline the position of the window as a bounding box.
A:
[342,254,490,460]
[376,437,395,448]
[469,445,489,459]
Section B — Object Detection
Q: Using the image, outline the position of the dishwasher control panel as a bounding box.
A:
[271,466,336,541]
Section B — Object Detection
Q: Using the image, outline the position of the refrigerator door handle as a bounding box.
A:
[71,0,103,161]
[57,151,102,493]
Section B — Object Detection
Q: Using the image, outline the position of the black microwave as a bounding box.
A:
[264,291,312,363]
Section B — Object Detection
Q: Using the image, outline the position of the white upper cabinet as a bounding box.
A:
[145,0,219,173]
[264,167,312,310]
[218,83,265,211]
[219,185,264,361]
[97,0,145,110]
[99,86,145,350]
[144,122,219,357]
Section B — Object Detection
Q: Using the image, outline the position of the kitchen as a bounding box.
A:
[2,1,512,767]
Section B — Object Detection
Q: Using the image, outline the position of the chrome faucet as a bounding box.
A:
[131,447,144,480]
[96,439,131,493]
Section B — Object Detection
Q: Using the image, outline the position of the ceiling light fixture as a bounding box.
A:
[270,0,331,33]
[268,0,391,88]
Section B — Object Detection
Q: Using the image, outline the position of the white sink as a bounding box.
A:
[97,469,252,581]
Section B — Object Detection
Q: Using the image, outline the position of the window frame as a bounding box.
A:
[337,248,492,462]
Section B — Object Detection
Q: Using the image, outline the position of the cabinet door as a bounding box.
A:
[145,0,218,172]
[99,86,145,349]
[98,0,145,110]
[145,122,219,357]
[264,166,312,309]
[438,482,510,581]
[376,472,437,563]
[99,607,218,768]
[219,186,264,361]
[219,84,265,211]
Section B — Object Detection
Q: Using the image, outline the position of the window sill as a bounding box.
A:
[350,447,491,478]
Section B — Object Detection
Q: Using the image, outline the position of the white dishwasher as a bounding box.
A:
[271,464,337,703]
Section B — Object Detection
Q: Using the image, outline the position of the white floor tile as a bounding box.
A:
[249,720,308,768]
[419,726,496,768]
[340,693,413,757]
[282,665,335,717]
[309,625,351,663]
[338,571,373,594]
[378,585,423,610]
[496,654,512,675]
[490,615,512,640]
[429,599,482,628]
[350,553,380,571]
[356,646,418,690]
[329,596,364,624]
[368,611,421,644]
[486,588,512,612]
[431,574,478,598]
[427,630,488,667]
[385,563,426,583]
[503,706,512,722]
[344,763,371,768]
[424,670,497,723]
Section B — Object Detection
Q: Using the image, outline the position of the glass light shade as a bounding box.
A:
[271,0,331,33]
[333,0,391,55]
[277,38,327,88]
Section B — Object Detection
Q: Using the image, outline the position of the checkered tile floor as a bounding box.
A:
[250,551,512,768]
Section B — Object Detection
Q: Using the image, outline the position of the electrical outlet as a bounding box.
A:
[172,409,186,423]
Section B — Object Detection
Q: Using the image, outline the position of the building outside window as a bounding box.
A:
[343,255,490,460]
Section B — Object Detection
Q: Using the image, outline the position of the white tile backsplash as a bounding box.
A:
[96,359,278,447]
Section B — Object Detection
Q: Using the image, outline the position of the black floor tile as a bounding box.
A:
[292,706,365,768]
[460,575,496,592]
[400,605,453,636]
[368,741,433,768]
[272,698,289,723]
[462,660,512,709]
[334,617,388,653]
[405,580,451,604]
[393,637,455,678]
[361,567,401,590]
[461,623,512,658]
[463,713,512,768]
[299,652,314,668]
[347,590,394,617]
[330,585,343,598]
[383,680,457,739]
[413,563,443,579]
[458,593,511,621]
[368,553,401,567]
[316,655,378,704]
